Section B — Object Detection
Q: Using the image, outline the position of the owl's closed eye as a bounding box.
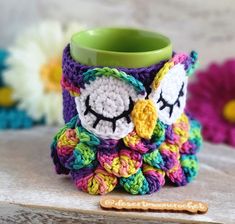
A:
[149,61,188,125]
[74,68,146,140]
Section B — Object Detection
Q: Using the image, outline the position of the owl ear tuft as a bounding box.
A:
[61,75,81,97]
[187,50,199,76]
[172,51,199,76]
[172,51,198,74]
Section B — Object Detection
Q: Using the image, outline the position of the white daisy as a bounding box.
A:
[3,20,85,125]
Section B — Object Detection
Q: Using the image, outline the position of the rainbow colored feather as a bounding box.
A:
[51,113,202,195]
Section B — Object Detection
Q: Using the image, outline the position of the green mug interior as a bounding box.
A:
[70,27,172,68]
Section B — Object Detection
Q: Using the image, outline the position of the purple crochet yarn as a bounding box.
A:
[62,44,166,123]
[98,139,119,150]
[145,173,163,194]
[51,147,70,175]
[160,151,178,171]
[71,167,94,183]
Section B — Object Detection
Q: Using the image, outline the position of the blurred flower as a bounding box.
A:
[187,59,235,147]
[3,21,84,125]
[0,49,33,129]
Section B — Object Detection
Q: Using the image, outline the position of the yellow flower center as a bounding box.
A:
[0,87,14,107]
[223,100,235,123]
[40,57,62,92]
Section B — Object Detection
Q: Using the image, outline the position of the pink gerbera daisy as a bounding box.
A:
[187,59,235,147]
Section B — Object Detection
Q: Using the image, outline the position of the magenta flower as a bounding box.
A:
[187,59,235,147]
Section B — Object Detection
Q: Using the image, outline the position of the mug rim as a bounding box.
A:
[70,27,172,68]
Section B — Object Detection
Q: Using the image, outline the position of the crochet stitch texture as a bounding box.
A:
[51,45,202,195]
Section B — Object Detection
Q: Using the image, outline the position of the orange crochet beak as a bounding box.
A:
[131,99,157,140]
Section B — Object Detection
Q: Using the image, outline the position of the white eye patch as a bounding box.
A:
[149,63,188,125]
[75,76,144,139]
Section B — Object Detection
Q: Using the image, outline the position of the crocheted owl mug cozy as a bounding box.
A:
[51,42,203,195]
[0,50,33,129]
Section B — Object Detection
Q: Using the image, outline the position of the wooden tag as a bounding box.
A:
[100,197,208,214]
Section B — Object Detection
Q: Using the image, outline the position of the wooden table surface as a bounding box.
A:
[0,127,235,224]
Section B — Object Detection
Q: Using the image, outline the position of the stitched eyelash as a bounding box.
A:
[84,95,134,132]
[157,83,185,118]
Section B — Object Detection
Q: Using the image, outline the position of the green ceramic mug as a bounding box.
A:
[70,27,172,68]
